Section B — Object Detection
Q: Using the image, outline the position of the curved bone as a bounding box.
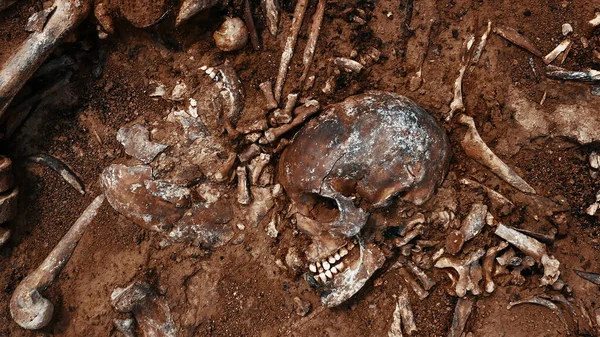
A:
[26,154,85,195]
[574,270,600,285]
[111,282,177,337]
[507,296,569,333]
[321,239,385,307]
[458,114,536,194]
[10,195,104,330]
[176,0,221,26]
[482,241,508,293]
[0,0,92,118]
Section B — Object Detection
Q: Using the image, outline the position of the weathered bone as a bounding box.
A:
[493,25,542,56]
[470,21,492,70]
[458,114,536,194]
[25,154,85,195]
[446,35,475,121]
[397,285,418,335]
[469,260,483,295]
[214,153,237,183]
[546,65,600,82]
[259,81,278,111]
[117,124,168,164]
[113,318,136,337]
[574,270,600,285]
[264,99,320,143]
[507,296,569,333]
[243,0,260,50]
[249,153,271,185]
[10,195,104,329]
[238,144,261,163]
[176,0,221,26]
[543,39,572,64]
[275,93,298,124]
[299,0,326,87]
[446,203,487,254]
[111,281,177,337]
[590,11,600,28]
[237,166,251,205]
[397,267,429,300]
[388,295,404,337]
[434,248,485,297]
[261,0,280,36]
[460,178,514,212]
[273,0,308,103]
[395,225,423,248]
[494,223,560,286]
[405,260,436,290]
[334,58,364,73]
[510,255,535,285]
[482,241,508,293]
[0,0,91,118]
[448,297,473,337]
[25,6,56,33]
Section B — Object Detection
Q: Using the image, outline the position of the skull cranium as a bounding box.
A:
[278,91,451,306]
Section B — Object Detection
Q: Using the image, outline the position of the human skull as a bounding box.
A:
[278,91,450,306]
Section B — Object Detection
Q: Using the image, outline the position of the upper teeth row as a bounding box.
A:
[308,242,355,277]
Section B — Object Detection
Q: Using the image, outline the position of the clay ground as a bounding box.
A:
[2,0,600,336]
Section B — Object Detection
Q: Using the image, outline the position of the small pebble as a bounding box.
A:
[293,297,311,316]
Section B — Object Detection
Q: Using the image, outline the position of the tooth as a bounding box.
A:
[318,267,324,273]
[325,270,333,279]
[334,253,341,261]
[347,242,355,250]
[316,261,321,268]
[340,248,348,257]
[328,256,336,264]
[323,261,331,270]
[334,262,344,271]
[206,67,214,75]
[309,263,317,273]
[200,65,207,71]
[331,267,338,274]
[318,273,327,283]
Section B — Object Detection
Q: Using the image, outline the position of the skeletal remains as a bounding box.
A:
[2,1,600,335]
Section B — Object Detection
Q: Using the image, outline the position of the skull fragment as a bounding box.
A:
[278,91,450,307]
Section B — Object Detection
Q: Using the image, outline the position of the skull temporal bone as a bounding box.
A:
[279,91,451,239]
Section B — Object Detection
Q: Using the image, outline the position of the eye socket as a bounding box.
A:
[304,193,340,223]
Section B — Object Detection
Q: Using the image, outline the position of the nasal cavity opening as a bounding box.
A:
[306,193,340,223]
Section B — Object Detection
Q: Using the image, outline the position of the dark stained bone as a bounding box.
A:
[449,297,473,337]
[0,0,92,119]
[176,0,222,27]
[111,282,177,337]
[26,154,85,195]
[574,270,600,285]
[10,195,104,330]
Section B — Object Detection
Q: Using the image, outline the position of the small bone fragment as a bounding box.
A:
[447,34,475,121]
[273,0,308,102]
[434,248,485,297]
[293,296,311,316]
[592,152,600,169]
[26,154,85,195]
[543,39,572,64]
[388,297,404,337]
[559,43,572,65]
[237,166,251,205]
[446,203,487,254]
[460,178,514,211]
[117,125,168,164]
[10,195,105,329]
[238,144,261,163]
[458,114,536,194]
[261,0,280,36]
[264,100,320,142]
[276,93,298,124]
[470,20,492,68]
[0,156,14,193]
[259,81,278,110]
[469,260,483,295]
[299,0,326,86]
[334,57,364,73]
[25,6,56,33]
[448,297,473,337]
[546,65,600,82]
[113,318,136,337]
[397,285,418,335]
[574,270,600,285]
[405,260,436,290]
[493,25,542,56]
[111,282,177,337]
[243,0,260,50]
[394,225,423,248]
[507,296,569,332]
[176,0,221,26]
[562,23,573,36]
[237,119,268,135]
[483,241,509,293]
[0,227,11,247]
[214,153,237,183]
[397,268,429,300]
[266,211,278,238]
[0,0,92,118]
[590,12,600,28]
[250,153,271,185]
[494,223,560,286]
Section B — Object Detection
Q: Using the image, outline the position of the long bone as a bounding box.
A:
[458,114,536,194]
[10,195,104,329]
[449,297,473,337]
[0,0,92,119]
[446,203,487,254]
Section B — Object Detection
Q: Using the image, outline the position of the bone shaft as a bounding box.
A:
[0,0,91,118]
[26,153,85,194]
[460,203,487,241]
[448,297,473,337]
[273,0,308,103]
[259,81,278,110]
[261,0,280,36]
[405,260,435,290]
[282,93,299,120]
[470,21,492,67]
[394,225,422,247]
[397,286,418,335]
[546,65,600,82]
[299,0,326,84]
[574,270,600,285]
[493,26,542,56]
[543,39,571,64]
[243,0,260,50]
[398,268,429,300]
[28,194,104,288]
[265,101,320,142]
[237,166,251,205]
[494,223,546,262]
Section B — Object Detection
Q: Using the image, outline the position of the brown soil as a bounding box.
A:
[2,0,600,336]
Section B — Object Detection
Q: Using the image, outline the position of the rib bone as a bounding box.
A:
[507,296,569,333]
[446,35,475,121]
[0,0,92,118]
[458,114,536,194]
[10,195,104,329]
